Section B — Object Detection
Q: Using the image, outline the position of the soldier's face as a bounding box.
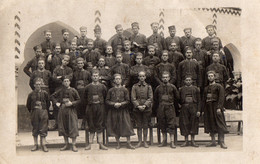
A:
[55,46,61,54]
[138,73,146,82]
[124,42,131,51]
[184,30,191,37]
[34,81,42,91]
[184,77,192,86]
[35,49,42,57]
[169,29,176,37]
[95,32,101,39]
[77,61,84,69]
[63,79,71,87]
[92,73,99,82]
[132,26,139,34]
[195,41,202,50]
[80,29,87,37]
[38,60,45,69]
[135,56,143,64]
[148,48,155,56]
[169,43,177,51]
[151,24,159,33]
[87,42,94,49]
[45,32,52,40]
[116,55,123,62]
[62,57,69,66]
[207,27,215,36]
[98,59,105,67]
[185,50,193,59]
[114,76,122,85]
[71,42,77,50]
[63,32,69,40]
[116,27,123,35]
[162,74,170,83]
[213,42,219,50]
[212,54,220,62]
[106,46,113,54]
[208,73,215,82]
[161,53,169,62]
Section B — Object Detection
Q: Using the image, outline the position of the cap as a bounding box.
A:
[94,25,102,33]
[168,25,176,30]
[80,26,87,31]
[43,30,51,34]
[113,73,122,78]
[211,38,219,44]
[61,29,69,34]
[184,46,193,53]
[147,44,155,50]
[205,24,215,30]
[150,22,159,27]
[76,57,84,63]
[183,28,192,32]
[194,38,202,42]
[207,70,216,76]
[62,54,70,60]
[131,22,139,28]
[33,45,42,51]
[115,24,123,30]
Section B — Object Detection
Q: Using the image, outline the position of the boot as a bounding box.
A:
[98,133,108,150]
[206,133,217,147]
[60,137,70,151]
[158,133,167,147]
[31,136,38,151]
[31,145,38,151]
[85,144,91,150]
[170,141,176,148]
[41,137,49,152]
[72,138,78,152]
[135,128,142,148]
[143,128,149,148]
[180,136,189,147]
[116,137,120,149]
[219,133,227,149]
[191,135,199,147]
[126,136,135,149]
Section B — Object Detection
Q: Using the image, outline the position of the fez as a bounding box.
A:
[33,45,42,51]
[205,24,215,30]
[150,22,159,27]
[80,26,87,31]
[115,24,123,30]
[61,29,69,34]
[168,25,176,30]
[131,22,139,28]
[183,28,192,32]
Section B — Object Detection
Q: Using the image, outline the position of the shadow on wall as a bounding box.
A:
[18,21,79,105]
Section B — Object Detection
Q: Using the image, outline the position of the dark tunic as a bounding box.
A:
[202,83,228,134]
[85,83,107,133]
[131,82,153,128]
[129,33,147,53]
[147,33,166,52]
[29,69,52,92]
[168,50,184,69]
[209,50,227,66]
[129,64,151,86]
[201,36,223,51]
[179,85,200,136]
[104,55,116,68]
[110,35,129,55]
[82,49,101,67]
[45,53,62,73]
[106,87,135,137]
[68,50,82,70]
[143,56,160,89]
[155,62,177,85]
[41,40,56,53]
[51,87,80,138]
[205,63,229,87]
[165,36,182,52]
[122,51,135,66]
[180,35,196,52]
[26,90,50,137]
[52,66,73,90]
[23,57,43,77]
[60,39,72,54]
[193,49,209,87]
[110,63,130,87]
[154,83,179,134]
[77,36,89,50]
[94,38,107,55]
[177,59,201,88]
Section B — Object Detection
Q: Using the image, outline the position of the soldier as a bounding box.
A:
[177,47,201,88]
[46,43,62,74]
[110,24,129,56]
[122,40,135,66]
[201,25,223,52]
[205,53,229,87]
[41,30,56,54]
[51,77,81,152]
[68,40,82,71]
[155,50,177,86]
[106,74,135,149]
[24,45,45,77]
[147,22,166,54]
[209,38,227,66]
[131,71,153,148]
[129,22,147,54]
[154,71,179,148]
[84,70,108,150]
[168,41,185,69]
[93,57,111,87]
[180,28,196,53]
[93,26,107,56]
[165,25,182,52]
[104,45,116,68]
[26,78,50,152]
[77,26,89,54]
[60,29,71,54]
[202,71,228,149]
[179,76,200,147]
[82,39,101,68]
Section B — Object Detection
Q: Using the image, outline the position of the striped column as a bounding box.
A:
[212,10,217,33]
[94,10,101,29]
[14,11,21,78]
[159,9,165,37]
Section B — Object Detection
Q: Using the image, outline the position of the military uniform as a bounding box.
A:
[155,62,177,85]
[29,69,52,92]
[165,36,182,52]
[147,33,166,53]
[202,36,223,51]
[110,63,130,87]
[130,64,151,86]
[193,49,208,87]
[41,40,56,54]
[111,35,129,55]
[205,63,229,87]
[129,33,147,53]
[105,55,116,68]
[82,49,101,67]
[52,66,73,91]
[168,50,184,69]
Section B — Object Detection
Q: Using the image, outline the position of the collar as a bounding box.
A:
[209,34,216,38]
[138,81,147,86]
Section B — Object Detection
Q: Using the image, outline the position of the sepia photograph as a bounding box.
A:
[0,0,259,163]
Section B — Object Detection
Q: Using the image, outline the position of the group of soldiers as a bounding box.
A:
[24,22,229,152]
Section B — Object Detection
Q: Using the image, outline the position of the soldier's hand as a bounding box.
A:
[217,108,221,114]
[47,55,52,62]
[201,112,204,116]
[65,101,73,107]
[82,49,89,54]
[206,51,211,55]
[56,102,61,107]
[196,112,200,117]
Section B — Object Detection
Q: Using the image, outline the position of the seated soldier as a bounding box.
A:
[93,57,111,87]
[168,41,184,69]
[60,29,71,54]
[122,40,135,66]
[93,25,107,56]
[68,40,82,71]
[104,45,116,68]
[82,39,101,68]
[129,22,147,54]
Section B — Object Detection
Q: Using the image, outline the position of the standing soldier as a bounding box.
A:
[180,28,196,53]
[177,47,201,88]
[129,22,147,54]
[110,24,129,56]
[131,71,153,148]
[51,77,81,152]
[165,25,182,52]
[202,71,228,149]
[104,46,116,68]
[94,57,111,87]
[122,40,135,66]
[68,40,82,71]
[26,78,50,152]
[154,71,179,148]
[201,25,223,52]
[147,22,166,54]
[60,29,71,54]
[82,39,101,68]
[77,26,89,54]
[46,43,62,74]
[93,26,107,56]
[41,30,56,54]
[209,38,227,66]
[179,76,200,147]
[24,45,45,77]
[168,41,184,69]
[84,70,108,150]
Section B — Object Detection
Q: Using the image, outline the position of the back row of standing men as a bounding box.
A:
[24,22,229,152]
